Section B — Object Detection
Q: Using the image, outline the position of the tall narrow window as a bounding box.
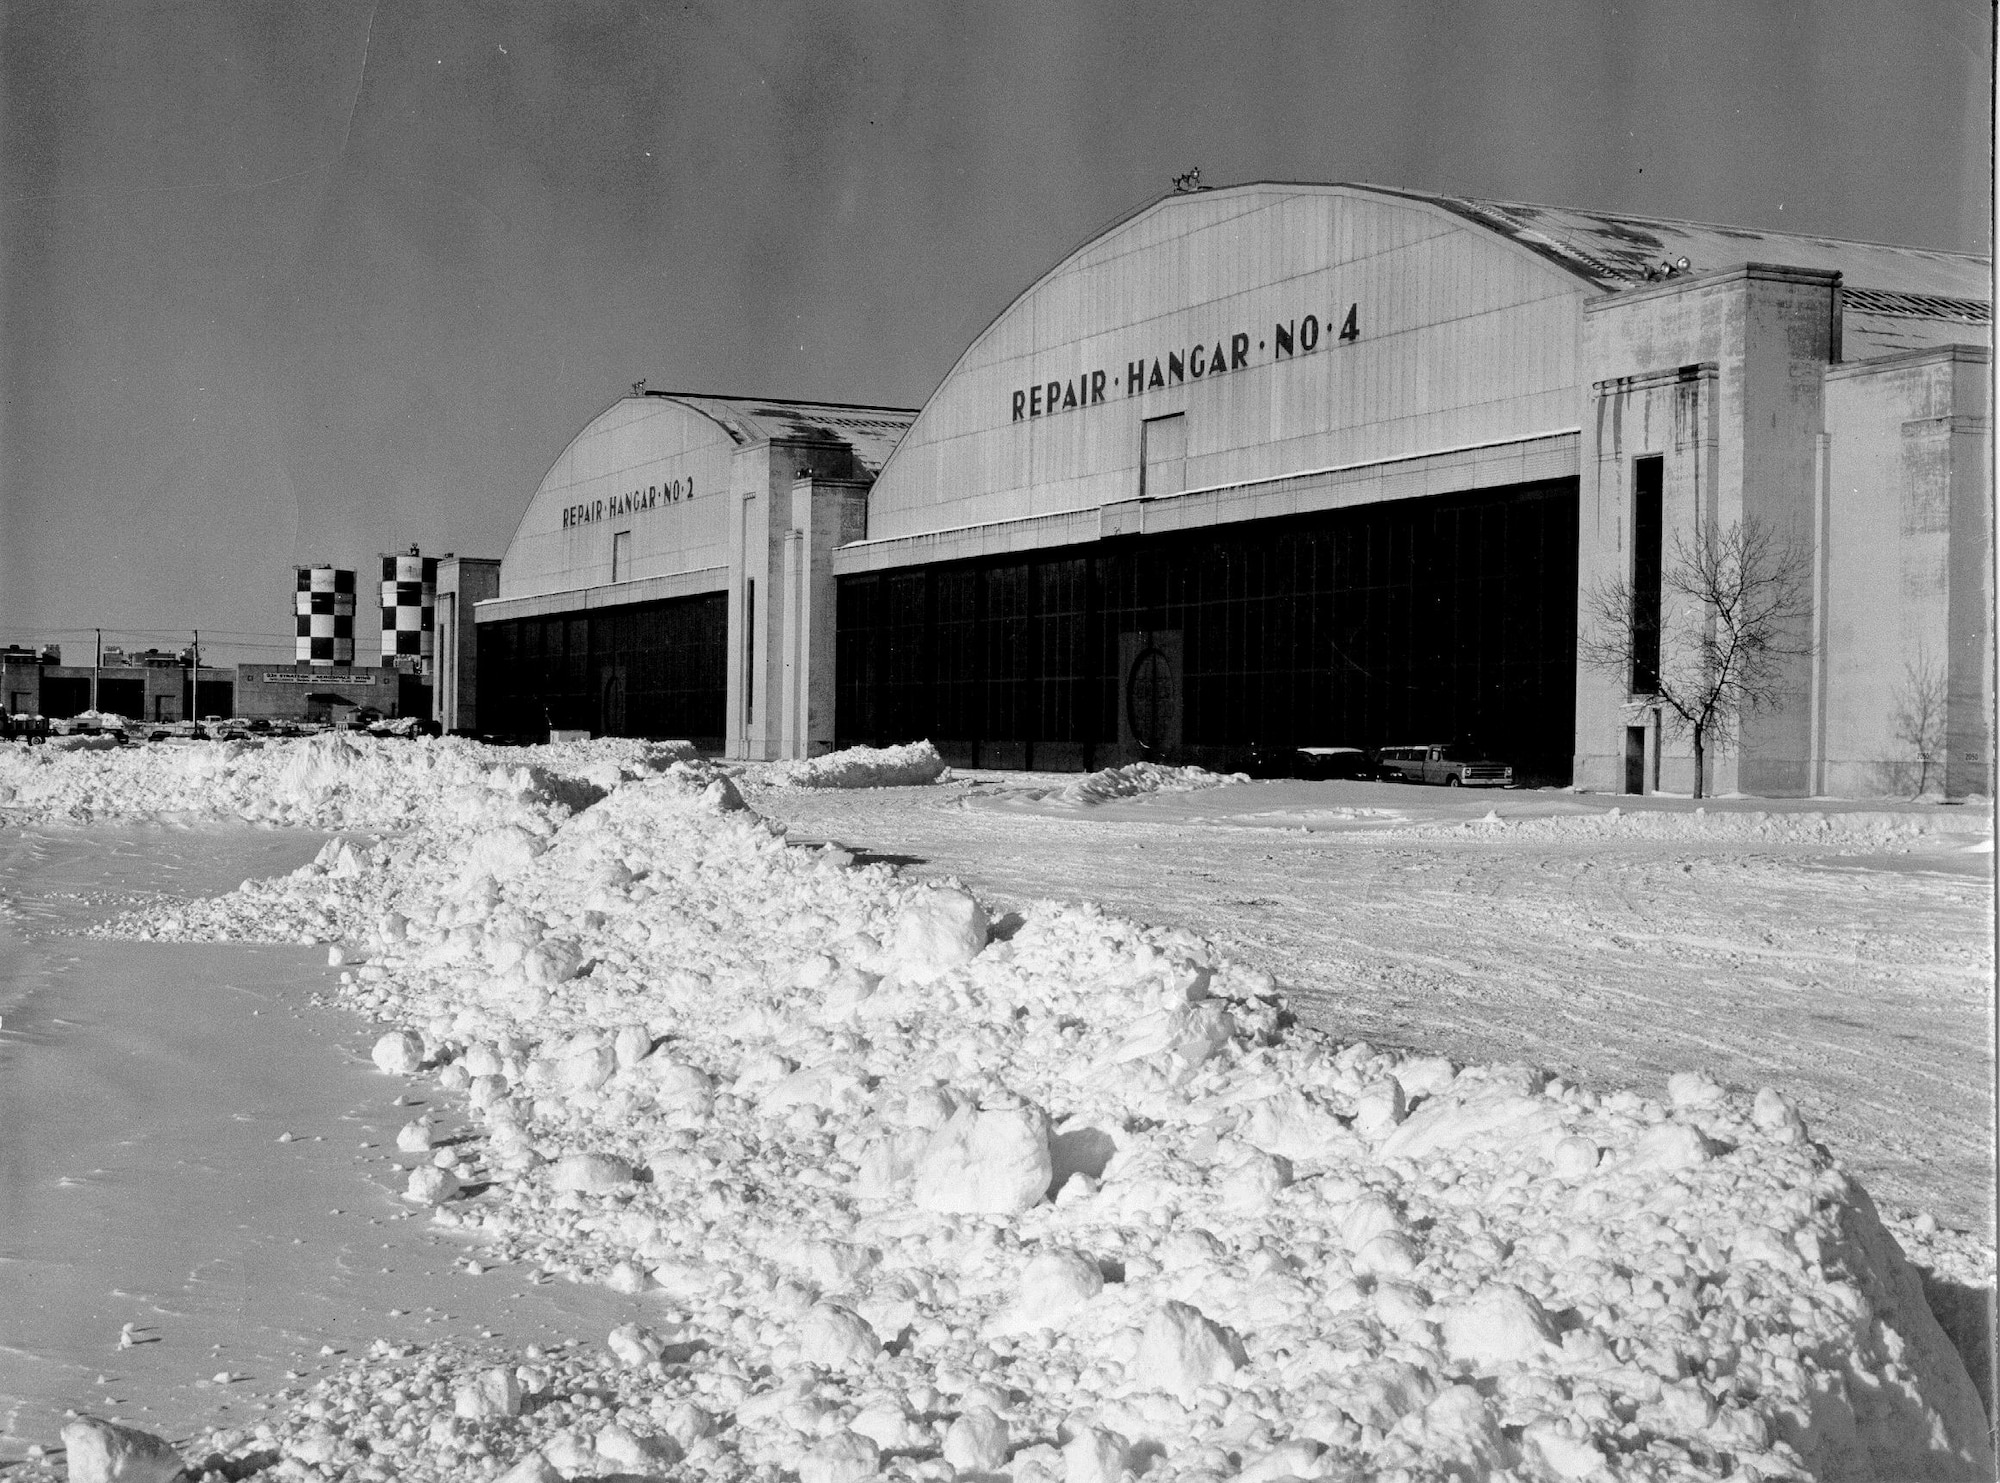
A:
[611,530,632,583]
[1141,413,1187,499]
[744,579,756,723]
[1630,455,1663,694]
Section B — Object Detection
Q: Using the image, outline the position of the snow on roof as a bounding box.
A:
[1363,184,1993,302]
[645,392,919,477]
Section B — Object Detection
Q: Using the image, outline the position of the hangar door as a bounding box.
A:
[477,592,727,746]
[835,478,1577,780]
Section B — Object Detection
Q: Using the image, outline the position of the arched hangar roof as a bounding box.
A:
[922,180,1990,408]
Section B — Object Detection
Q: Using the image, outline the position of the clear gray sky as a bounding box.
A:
[2,0,1991,665]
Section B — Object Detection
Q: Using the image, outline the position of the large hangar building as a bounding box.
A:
[474,182,1991,795]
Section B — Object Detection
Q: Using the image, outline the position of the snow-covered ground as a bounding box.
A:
[0,735,1992,1481]
[747,772,1996,1244]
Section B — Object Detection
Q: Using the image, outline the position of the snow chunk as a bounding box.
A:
[1666,1069,1726,1109]
[557,1040,616,1093]
[800,1432,881,1483]
[454,1367,524,1419]
[1062,1426,1128,1483]
[1522,1421,1604,1480]
[644,1059,714,1113]
[403,1165,460,1205]
[1131,1301,1247,1399]
[523,935,585,986]
[798,1303,881,1367]
[909,1100,1052,1214]
[606,1323,666,1367]
[1388,1385,1510,1476]
[1549,1135,1598,1179]
[494,1452,561,1483]
[1626,1120,1712,1173]
[891,885,989,982]
[60,1416,184,1483]
[466,825,546,878]
[765,740,947,790]
[1240,1089,1350,1161]
[943,1407,1011,1471]
[1391,1055,1456,1100]
[1377,1078,1557,1162]
[595,1423,680,1472]
[990,1247,1103,1333]
[1754,1084,1808,1141]
[612,1023,652,1068]
[550,1151,635,1193]
[1109,1000,1235,1065]
[1440,1283,1560,1369]
[1237,1440,1326,1483]
[1353,1077,1407,1136]
[370,1030,424,1075]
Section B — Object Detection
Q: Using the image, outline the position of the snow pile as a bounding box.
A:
[1046,762,1249,808]
[37,744,1986,1482]
[0,732,696,830]
[1408,804,1992,850]
[757,740,949,790]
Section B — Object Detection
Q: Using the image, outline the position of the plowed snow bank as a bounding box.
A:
[5,736,1990,1482]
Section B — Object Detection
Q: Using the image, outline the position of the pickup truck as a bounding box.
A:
[1376,742,1512,787]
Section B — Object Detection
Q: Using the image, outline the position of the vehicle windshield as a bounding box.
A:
[1442,743,1491,762]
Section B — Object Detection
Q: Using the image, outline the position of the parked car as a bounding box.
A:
[1295,746,1382,780]
[1244,743,1382,780]
[1377,742,1513,787]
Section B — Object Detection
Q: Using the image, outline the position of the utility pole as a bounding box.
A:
[92,628,101,715]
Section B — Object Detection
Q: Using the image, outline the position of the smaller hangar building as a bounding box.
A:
[476,393,916,755]
[471,183,1991,797]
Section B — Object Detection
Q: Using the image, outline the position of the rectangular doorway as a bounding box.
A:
[1624,725,1647,794]
[1141,413,1186,499]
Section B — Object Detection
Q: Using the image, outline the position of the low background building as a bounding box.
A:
[232,663,426,725]
[2,646,235,723]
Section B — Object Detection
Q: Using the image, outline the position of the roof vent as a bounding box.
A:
[1172,167,1204,194]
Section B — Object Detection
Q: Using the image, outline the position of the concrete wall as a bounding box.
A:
[500,395,733,601]
[435,556,501,733]
[2,658,42,716]
[1575,267,1841,795]
[865,184,1588,548]
[234,664,410,722]
[1819,346,1992,797]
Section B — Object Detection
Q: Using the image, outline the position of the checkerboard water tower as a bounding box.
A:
[294,565,356,666]
[380,546,438,672]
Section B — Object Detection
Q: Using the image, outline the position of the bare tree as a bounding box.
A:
[1579,519,1814,799]
[1890,645,1948,797]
